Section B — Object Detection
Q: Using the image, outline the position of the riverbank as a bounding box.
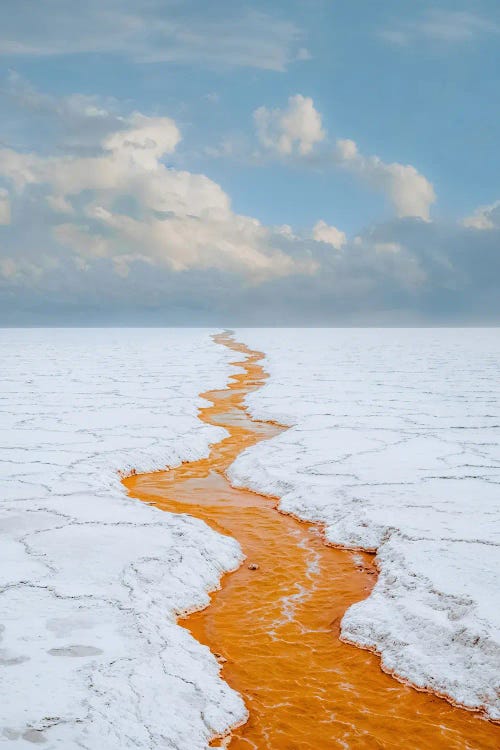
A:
[229,327,500,722]
[0,329,243,748]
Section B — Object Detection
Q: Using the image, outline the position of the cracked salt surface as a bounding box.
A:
[229,327,500,720]
[1,328,245,749]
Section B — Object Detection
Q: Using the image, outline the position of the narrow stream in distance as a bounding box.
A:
[124,333,499,749]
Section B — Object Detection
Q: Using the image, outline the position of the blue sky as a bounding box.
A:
[0,0,499,324]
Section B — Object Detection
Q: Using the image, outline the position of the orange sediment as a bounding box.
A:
[123,333,499,749]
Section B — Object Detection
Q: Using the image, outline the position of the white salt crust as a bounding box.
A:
[229,327,500,720]
[1,328,247,749]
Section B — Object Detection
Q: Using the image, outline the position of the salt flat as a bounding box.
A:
[3,327,499,747]
[0,329,245,749]
[230,328,500,720]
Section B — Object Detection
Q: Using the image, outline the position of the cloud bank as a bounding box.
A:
[1,84,499,325]
[0,110,316,281]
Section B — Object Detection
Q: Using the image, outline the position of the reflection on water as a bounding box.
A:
[124,333,499,749]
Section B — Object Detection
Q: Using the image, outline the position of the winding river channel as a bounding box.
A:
[124,333,499,749]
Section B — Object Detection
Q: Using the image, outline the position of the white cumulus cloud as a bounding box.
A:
[0,112,315,280]
[335,139,435,221]
[462,200,500,230]
[252,95,435,221]
[103,114,181,167]
[312,220,346,249]
[254,94,325,156]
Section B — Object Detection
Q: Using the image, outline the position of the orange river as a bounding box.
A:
[123,333,499,749]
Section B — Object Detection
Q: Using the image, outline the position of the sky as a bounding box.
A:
[0,0,499,325]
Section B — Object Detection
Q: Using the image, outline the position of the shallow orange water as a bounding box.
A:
[124,333,499,749]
